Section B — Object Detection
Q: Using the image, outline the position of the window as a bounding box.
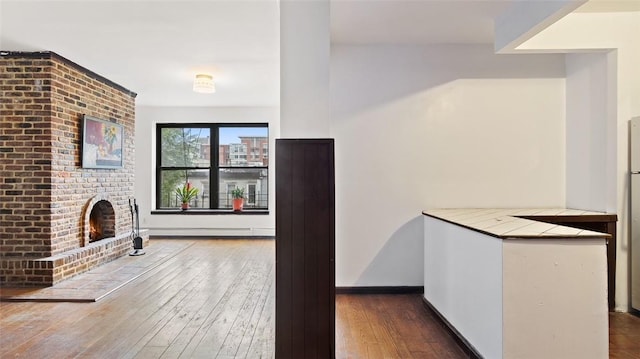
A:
[156,123,268,210]
[247,184,256,205]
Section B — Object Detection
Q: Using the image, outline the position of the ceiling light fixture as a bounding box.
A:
[193,73,215,93]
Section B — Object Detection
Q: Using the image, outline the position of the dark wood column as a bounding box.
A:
[275,139,335,359]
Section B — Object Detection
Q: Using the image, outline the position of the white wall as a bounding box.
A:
[280,0,330,138]
[135,106,278,236]
[565,52,617,212]
[518,11,640,311]
[331,44,567,286]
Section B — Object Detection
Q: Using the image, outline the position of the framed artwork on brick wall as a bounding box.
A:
[81,115,124,169]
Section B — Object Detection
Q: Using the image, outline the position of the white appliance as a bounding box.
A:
[631,117,640,312]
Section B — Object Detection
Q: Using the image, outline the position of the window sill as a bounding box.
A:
[151,209,270,215]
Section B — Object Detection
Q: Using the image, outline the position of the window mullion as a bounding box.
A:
[212,124,219,209]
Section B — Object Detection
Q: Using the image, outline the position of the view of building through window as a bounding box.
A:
[157,124,268,210]
[218,127,269,208]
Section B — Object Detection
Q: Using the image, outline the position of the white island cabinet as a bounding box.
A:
[423,208,609,359]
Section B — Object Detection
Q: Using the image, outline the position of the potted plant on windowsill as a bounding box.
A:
[176,182,199,210]
[231,187,245,212]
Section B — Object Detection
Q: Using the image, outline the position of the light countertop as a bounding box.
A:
[422,208,613,239]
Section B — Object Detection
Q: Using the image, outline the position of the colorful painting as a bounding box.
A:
[82,115,124,168]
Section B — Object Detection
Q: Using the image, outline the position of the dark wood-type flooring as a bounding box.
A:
[1,239,639,358]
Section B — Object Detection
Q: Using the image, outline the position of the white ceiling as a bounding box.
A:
[0,0,281,107]
[576,0,640,12]
[3,0,629,107]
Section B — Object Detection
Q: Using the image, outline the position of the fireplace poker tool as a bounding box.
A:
[129,198,145,256]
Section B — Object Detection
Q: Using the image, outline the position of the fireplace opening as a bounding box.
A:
[89,200,116,242]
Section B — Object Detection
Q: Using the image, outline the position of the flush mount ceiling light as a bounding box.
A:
[193,73,215,93]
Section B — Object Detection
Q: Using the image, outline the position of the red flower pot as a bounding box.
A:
[232,198,244,212]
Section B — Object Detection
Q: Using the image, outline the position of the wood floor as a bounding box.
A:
[1,239,639,358]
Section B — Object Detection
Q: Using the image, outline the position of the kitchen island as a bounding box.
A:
[423,208,611,359]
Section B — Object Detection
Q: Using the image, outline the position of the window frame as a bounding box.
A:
[155,122,269,211]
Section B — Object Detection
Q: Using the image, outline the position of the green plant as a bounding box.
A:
[176,182,199,204]
[231,187,245,199]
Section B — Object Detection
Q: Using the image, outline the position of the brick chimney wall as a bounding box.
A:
[0,52,137,286]
[0,56,54,260]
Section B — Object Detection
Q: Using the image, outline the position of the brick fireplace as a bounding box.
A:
[0,51,145,286]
